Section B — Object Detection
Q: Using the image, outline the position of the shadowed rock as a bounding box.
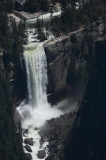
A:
[24,138,34,146]
[25,153,32,160]
[23,129,29,135]
[24,145,32,152]
[37,150,46,159]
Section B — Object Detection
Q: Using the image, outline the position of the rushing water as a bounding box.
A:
[24,43,47,107]
[17,12,63,160]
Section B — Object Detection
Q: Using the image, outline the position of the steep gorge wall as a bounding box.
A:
[0,55,4,75]
[0,19,103,104]
[64,39,106,160]
[0,53,27,104]
[45,19,103,103]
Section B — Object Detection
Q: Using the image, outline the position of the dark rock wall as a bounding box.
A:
[0,19,103,104]
[0,52,27,103]
[13,55,27,102]
[64,39,106,160]
[0,55,4,75]
[45,38,72,92]
[45,19,103,103]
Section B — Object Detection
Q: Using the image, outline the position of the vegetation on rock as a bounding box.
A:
[51,0,106,35]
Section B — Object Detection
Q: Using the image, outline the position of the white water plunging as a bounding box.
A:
[19,28,62,127]
[17,15,63,159]
[24,44,47,107]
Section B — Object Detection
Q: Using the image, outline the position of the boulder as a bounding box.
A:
[23,129,29,135]
[25,153,32,160]
[24,145,32,152]
[37,150,46,159]
[24,138,34,146]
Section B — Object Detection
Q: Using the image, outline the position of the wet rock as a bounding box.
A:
[37,150,46,159]
[24,138,34,146]
[39,110,78,160]
[24,145,32,152]
[14,110,23,129]
[40,136,44,147]
[25,153,32,160]
[34,127,38,130]
[23,129,29,135]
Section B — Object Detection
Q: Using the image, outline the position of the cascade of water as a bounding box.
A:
[18,28,62,127]
[17,12,63,160]
[24,44,48,107]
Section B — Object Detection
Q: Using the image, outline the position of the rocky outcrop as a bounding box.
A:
[45,19,103,103]
[64,39,106,160]
[24,138,34,146]
[39,109,77,160]
[23,129,29,135]
[25,153,32,160]
[14,110,23,129]
[37,150,46,159]
[24,145,32,152]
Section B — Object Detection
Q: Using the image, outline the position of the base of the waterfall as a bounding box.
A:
[17,100,64,160]
[17,100,63,128]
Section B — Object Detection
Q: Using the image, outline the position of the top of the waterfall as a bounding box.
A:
[12,10,61,22]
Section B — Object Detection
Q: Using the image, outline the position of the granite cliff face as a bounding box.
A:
[64,39,106,160]
[0,19,103,104]
[45,19,103,103]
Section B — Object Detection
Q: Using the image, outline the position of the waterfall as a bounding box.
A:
[17,11,63,160]
[18,28,62,127]
[24,44,47,107]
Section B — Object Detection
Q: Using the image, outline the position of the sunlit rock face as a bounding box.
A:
[45,19,103,104]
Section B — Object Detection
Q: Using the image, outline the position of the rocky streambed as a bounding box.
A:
[39,109,78,160]
[21,108,77,160]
